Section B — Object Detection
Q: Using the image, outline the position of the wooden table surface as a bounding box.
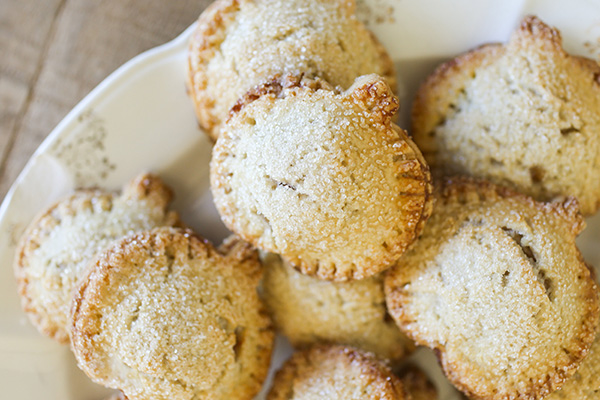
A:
[0,0,212,203]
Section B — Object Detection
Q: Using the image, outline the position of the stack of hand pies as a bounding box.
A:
[13,0,600,398]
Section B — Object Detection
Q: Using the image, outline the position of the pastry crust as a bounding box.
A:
[211,74,432,281]
[545,308,600,399]
[261,253,414,361]
[70,228,274,400]
[267,344,407,400]
[384,177,599,400]
[187,0,396,140]
[396,365,438,400]
[14,173,179,343]
[411,15,600,215]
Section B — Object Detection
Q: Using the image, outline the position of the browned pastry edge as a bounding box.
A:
[211,75,432,281]
[410,15,600,215]
[14,173,179,344]
[70,227,273,400]
[187,0,398,141]
[267,344,407,399]
[385,176,599,400]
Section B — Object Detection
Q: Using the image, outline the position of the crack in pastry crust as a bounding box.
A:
[211,74,432,281]
[384,177,599,400]
[411,15,600,215]
[70,228,274,400]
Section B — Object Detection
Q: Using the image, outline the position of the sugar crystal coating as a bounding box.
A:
[70,228,274,400]
[385,177,599,400]
[14,173,179,343]
[262,253,414,360]
[211,74,432,281]
[412,15,600,215]
[187,0,396,139]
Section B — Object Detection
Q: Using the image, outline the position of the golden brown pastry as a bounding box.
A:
[411,15,600,215]
[268,344,408,400]
[385,177,599,400]
[70,228,274,400]
[14,173,179,343]
[211,74,432,281]
[187,0,396,140]
[261,253,414,361]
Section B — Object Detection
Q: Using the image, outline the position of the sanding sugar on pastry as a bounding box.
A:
[187,0,396,140]
[267,344,409,400]
[545,311,600,399]
[210,74,432,281]
[70,228,274,400]
[261,252,414,361]
[13,172,180,344]
[384,177,599,400]
[411,15,600,215]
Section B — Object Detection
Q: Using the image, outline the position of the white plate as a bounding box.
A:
[1,1,599,399]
